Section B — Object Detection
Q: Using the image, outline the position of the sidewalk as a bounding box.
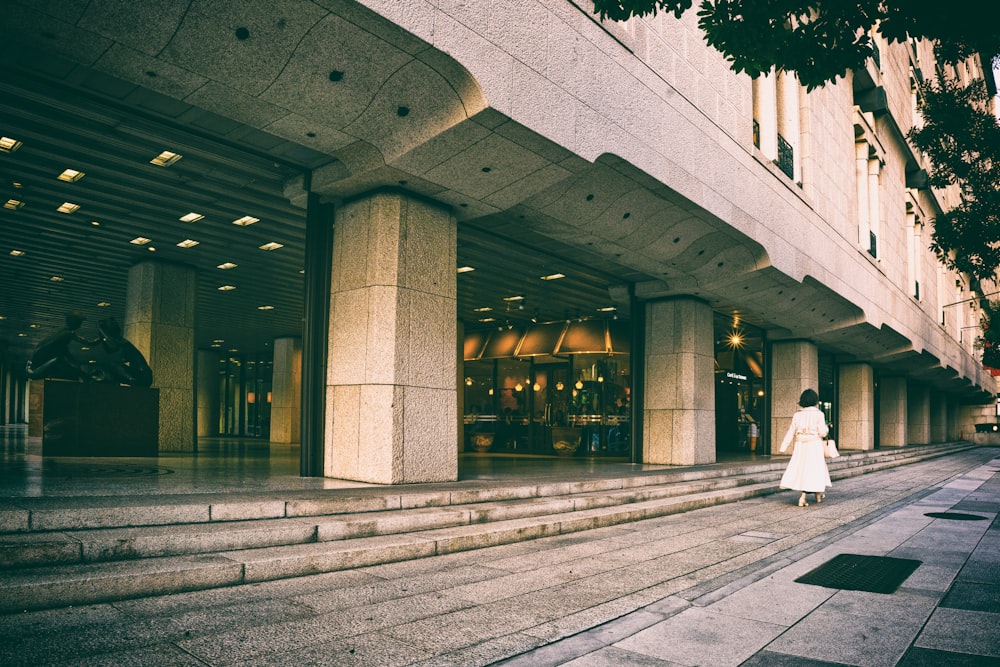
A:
[0,447,997,666]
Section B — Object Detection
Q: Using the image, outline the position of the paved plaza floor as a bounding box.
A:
[0,439,997,666]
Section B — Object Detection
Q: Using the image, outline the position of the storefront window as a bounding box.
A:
[462,322,631,457]
[714,314,766,454]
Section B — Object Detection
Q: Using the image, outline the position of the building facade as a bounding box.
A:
[1,1,996,483]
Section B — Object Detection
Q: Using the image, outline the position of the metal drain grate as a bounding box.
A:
[924,512,988,521]
[795,554,922,594]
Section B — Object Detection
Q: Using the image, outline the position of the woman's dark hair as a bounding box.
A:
[799,389,819,407]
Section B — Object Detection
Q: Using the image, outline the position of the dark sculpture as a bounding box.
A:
[27,312,153,387]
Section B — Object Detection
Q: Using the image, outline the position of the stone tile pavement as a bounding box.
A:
[1,447,997,666]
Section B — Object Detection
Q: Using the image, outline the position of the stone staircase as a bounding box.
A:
[0,442,976,613]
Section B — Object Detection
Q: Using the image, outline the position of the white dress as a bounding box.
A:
[778,406,832,493]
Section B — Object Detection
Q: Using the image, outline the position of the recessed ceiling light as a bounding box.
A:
[218,285,236,291]
[147,246,157,252]
[257,305,275,310]
[57,202,80,214]
[150,150,182,167]
[541,273,565,281]
[91,220,101,226]
[258,242,283,251]
[503,295,524,302]
[232,215,260,226]
[97,301,111,307]
[176,239,200,248]
[3,199,25,210]
[57,169,85,182]
[130,237,152,245]
[49,276,64,282]
[217,262,237,270]
[10,249,25,256]
[212,339,225,344]
[29,323,40,328]
[0,137,22,153]
[180,212,204,223]
[17,332,27,337]
[457,266,475,273]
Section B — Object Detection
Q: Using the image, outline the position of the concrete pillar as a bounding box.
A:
[770,340,818,454]
[838,362,875,451]
[929,391,947,443]
[457,319,465,453]
[326,191,457,483]
[946,395,961,440]
[126,260,196,451]
[643,297,715,465]
[907,383,931,445]
[878,376,907,447]
[196,350,220,437]
[270,337,301,444]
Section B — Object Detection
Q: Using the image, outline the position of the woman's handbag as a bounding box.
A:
[824,438,840,458]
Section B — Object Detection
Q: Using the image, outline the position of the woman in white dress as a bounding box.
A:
[778,389,831,506]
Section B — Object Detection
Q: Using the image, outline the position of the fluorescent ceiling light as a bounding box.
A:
[57,202,80,214]
[4,199,24,210]
[176,239,200,248]
[540,273,565,280]
[232,215,259,226]
[0,137,22,153]
[503,295,524,301]
[474,307,493,312]
[150,150,182,167]
[258,242,283,251]
[180,212,204,223]
[257,305,275,310]
[130,236,152,245]
[597,306,617,312]
[457,266,475,273]
[57,169,85,182]
[478,317,496,322]
[217,262,237,270]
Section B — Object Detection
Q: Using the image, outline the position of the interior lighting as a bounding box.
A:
[90,221,101,226]
[4,199,25,210]
[218,285,236,291]
[555,382,564,391]
[57,169,85,182]
[540,273,565,280]
[728,330,745,348]
[474,307,493,312]
[150,150,182,167]
[233,215,260,226]
[0,136,23,153]
[130,237,152,245]
[533,382,541,392]
[176,239,200,248]
[514,383,523,392]
[503,295,524,301]
[597,306,616,312]
[97,302,110,307]
[575,380,584,390]
[457,266,475,273]
[465,377,473,386]
[217,262,237,270]
[258,242,283,251]
[180,212,204,223]
[478,317,495,323]
[49,276,64,282]
[57,202,80,214]
[9,249,25,256]
[257,305,275,310]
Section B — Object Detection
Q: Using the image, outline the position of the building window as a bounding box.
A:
[753,69,801,183]
[855,138,882,259]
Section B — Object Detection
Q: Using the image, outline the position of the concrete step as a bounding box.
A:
[0,442,977,613]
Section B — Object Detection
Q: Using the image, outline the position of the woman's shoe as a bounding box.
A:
[816,493,824,503]
[798,494,808,507]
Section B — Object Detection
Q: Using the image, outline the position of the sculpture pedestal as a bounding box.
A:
[29,380,159,456]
